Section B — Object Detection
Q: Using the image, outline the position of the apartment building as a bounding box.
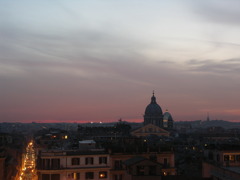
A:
[36,143,176,180]
[37,149,110,180]
[202,146,240,180]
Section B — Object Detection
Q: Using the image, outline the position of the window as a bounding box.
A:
[85,157,94,165]
[99,157,107,164]
[114,174,122,180]
[163,158,168,167]
[75,173,80,180]
[149,166,156,175]
[99,171,107,179]
[236,155,240,161]
[51,174,60,180]
[86,172,94,179]
[137,166,145,175]
[230,155,235,161]
[114,160,123,170]
[163,119,168,128]
[72,158,80,165]
[217,154,220,162]
[42,174,50,180]
[70,173,80,180]
[224,155,230,161]
[51,159,60,170]
[208,152,213,160]
[127,167,132,174]
[149,155,157,162]
[42,159,50,170]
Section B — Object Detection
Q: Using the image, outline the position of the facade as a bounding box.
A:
[202,148,240,180]
[77,122,131,140]
[0,133,25,180]
[123,156,163,180]
[37,150,110,180]
[36,139,176,180]
[143,93,173,130]
[0,157,5,180]
[36,149,176,180]
[131,124,170,137]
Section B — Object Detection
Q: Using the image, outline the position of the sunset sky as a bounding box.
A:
[1,0,240,123]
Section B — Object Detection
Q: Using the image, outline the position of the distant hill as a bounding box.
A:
[175,120,240,129]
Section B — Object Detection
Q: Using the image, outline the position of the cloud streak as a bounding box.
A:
[192,0,240,26]
[186,59,240,75]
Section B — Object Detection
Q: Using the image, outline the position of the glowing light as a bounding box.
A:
[99,173,106,178]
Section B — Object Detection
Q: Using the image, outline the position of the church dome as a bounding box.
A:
[163,110,174,129]
[163,111,173,121]
[145,94,163,116]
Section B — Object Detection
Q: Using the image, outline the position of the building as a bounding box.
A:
[163,110,174,129]
[37,149,110,180]
[133,92,174,138]
[131,124,170,137]
[143,92,174,130]
[0,133,25,180]
[202,145,240,180]
[36,143,176,180]
[35,127,177,180]
[144,92,163,127]
[0,156,5,180]
[123,156,163,180]
[77,121,131,140]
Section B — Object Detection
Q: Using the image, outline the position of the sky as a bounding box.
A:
[1,0,240,123]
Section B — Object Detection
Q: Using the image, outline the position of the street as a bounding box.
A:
[19,141,37,180]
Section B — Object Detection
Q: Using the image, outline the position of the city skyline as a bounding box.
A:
[1,0,240,123]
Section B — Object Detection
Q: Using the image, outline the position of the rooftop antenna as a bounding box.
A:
[207,112,210,121]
